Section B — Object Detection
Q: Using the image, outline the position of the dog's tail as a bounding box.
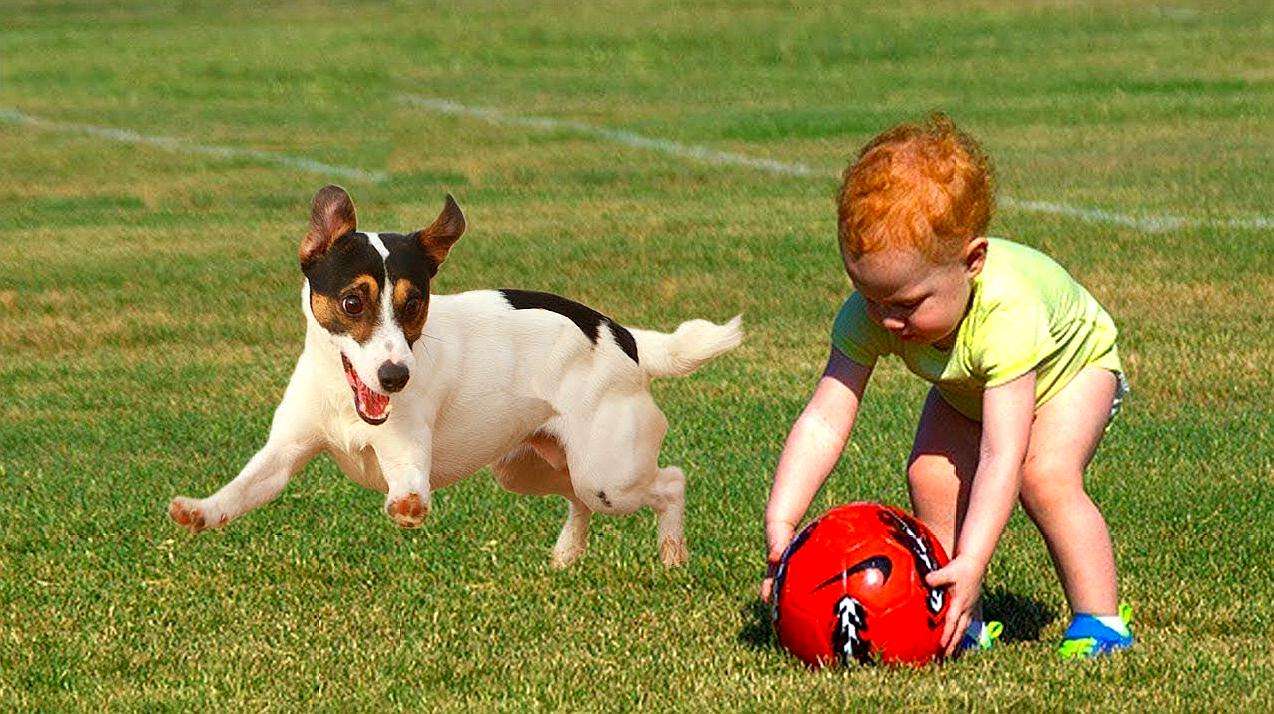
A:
[629,315,743,378]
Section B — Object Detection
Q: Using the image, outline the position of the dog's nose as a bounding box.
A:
[378,361,410,393]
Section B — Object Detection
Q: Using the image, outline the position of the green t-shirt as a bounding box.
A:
[831,238,1122,421]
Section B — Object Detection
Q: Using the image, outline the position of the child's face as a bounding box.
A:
[845,239,987,347]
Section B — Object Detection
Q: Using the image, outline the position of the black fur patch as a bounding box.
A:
[498,289,639,364]
[302,232,385,340]
[380,231,441,281]
[302,232,383,299]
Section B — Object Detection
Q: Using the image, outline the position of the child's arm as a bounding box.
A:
[926,371,1036,654]
[761,348,872,602]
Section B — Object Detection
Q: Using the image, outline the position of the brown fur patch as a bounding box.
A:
[310,274,380,343]
[168,499,206,533]
[392,278,427,345]
[387,493,428,528]
[417,194,466,266]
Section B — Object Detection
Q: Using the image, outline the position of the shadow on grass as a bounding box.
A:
[982,588,1059,643]
[737,589,1058,650]
[738,599,774,650]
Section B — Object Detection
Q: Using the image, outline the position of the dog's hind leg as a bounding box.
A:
[550,496,593,569]
[564,393,689,567]
[650,465,688,566]
[493,439,593,568]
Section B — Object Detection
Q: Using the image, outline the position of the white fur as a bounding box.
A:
[170,268,742,567]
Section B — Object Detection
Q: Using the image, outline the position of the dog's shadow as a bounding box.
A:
[737,588,1057,650]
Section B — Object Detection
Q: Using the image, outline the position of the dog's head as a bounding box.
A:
[299,185,465,425]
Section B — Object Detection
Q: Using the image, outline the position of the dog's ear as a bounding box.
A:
[416,194,466,268]
[300,185,357,268]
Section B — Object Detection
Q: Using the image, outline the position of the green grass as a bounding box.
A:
[1,0,1271,709]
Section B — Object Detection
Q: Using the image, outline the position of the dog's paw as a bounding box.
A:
[550,543,586,569]
[385,493,429,528]
[169,496,211,533]
[659,537,689,567]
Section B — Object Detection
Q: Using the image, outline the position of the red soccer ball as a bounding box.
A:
[772,502,951,667]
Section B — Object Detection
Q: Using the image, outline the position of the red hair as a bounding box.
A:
[838,114,993,263]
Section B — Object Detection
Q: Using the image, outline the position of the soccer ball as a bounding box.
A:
[772,502,951,667]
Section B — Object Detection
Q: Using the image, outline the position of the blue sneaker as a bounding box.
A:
[958,620,1003,654]
[1059,603,1134,659]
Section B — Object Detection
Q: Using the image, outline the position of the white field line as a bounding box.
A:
[0,108,388,183]
[401,95,819,178]
[400,94,1271,233]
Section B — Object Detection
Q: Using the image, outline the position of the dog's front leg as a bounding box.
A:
[169,389,321,533]
[373,423,433,529]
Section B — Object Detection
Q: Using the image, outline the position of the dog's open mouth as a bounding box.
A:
[341,354,391,425]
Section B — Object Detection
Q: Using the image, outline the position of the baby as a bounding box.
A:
[761,115,1133,658]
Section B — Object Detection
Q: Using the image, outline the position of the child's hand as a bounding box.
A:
[759,520,796,603]
[925,554,986,656]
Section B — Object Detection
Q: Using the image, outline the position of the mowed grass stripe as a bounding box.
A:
[399,93,1272,233]
[0,108,388,184]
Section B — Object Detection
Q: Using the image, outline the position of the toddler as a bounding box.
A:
[761,115,1133,658]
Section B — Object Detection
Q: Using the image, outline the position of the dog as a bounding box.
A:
[168,185,742,566]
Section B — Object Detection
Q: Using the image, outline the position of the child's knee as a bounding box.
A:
[906,453,964,492]
[906,461,927,494]
[1019,460,1086,516]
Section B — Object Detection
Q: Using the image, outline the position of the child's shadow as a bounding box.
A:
[982,588,1058,643]
[737,589,1057,649]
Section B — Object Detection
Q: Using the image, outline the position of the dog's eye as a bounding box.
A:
[341,294,364,316]
[403,296,422,318]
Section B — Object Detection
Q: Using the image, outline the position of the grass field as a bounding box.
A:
[2,0,1271,709]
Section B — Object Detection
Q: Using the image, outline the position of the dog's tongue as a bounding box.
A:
[342,354,390,422]
[356,381,390,420]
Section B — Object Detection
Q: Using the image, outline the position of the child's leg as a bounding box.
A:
[1018,366,1120,616]
[908,389,997,647]
[907,388,981,568]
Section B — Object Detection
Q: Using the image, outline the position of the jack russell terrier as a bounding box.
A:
[168,186,742,566]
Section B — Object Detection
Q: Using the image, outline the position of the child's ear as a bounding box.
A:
[963,237,988,278]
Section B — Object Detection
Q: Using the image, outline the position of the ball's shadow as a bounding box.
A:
[737,589,1057,650]
[738,599,774,650]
